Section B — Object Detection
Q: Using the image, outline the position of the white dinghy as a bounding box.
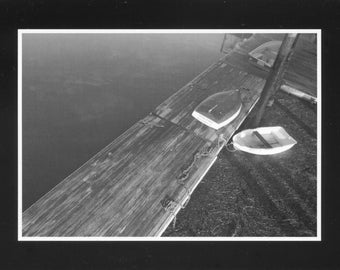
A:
[232,126,297,155]
[192,90,242,130]
[248,40,282,70]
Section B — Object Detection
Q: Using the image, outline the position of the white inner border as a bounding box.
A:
[18,29,321,241]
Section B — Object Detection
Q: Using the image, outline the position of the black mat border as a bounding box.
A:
[2,0,339,269]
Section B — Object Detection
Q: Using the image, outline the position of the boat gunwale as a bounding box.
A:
[192,103,242,130]
[232,126,297,155]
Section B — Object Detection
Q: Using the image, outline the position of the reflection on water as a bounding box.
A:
[22,33,223,210]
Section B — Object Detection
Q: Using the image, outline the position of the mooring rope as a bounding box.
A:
[160,195,183,229]
[177,144,215,182]
[160,144,216,229]
[218,134,237,152]
[226,142,237,152]
[164,196,192,230]
[218,134,227,148]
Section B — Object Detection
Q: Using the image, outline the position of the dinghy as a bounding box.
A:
[232,126,297,155]
[192,90,242,130]
[248,40,282,70]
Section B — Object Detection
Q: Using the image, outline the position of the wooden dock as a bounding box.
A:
[22,34,315,237]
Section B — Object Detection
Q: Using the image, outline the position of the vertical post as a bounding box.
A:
[220,34,227,53]
[251,33,299,127]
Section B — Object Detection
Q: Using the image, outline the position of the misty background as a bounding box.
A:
[22,33,224,210]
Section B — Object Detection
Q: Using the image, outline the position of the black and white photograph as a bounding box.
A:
[18,30,320,240]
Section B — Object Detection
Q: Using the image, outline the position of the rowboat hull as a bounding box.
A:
[192,90,242,130]
[232,126,297,155]
[248,40,282,70]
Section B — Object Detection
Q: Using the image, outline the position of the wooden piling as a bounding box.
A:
[251,34,300,127]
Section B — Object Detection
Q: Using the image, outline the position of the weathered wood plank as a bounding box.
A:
[23,115,209,236]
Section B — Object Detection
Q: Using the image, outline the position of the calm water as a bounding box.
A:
[22,33,223,210]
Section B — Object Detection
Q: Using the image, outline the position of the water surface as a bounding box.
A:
[22,33,223,210]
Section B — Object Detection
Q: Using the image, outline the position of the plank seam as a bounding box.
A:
[150,112,214,144]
